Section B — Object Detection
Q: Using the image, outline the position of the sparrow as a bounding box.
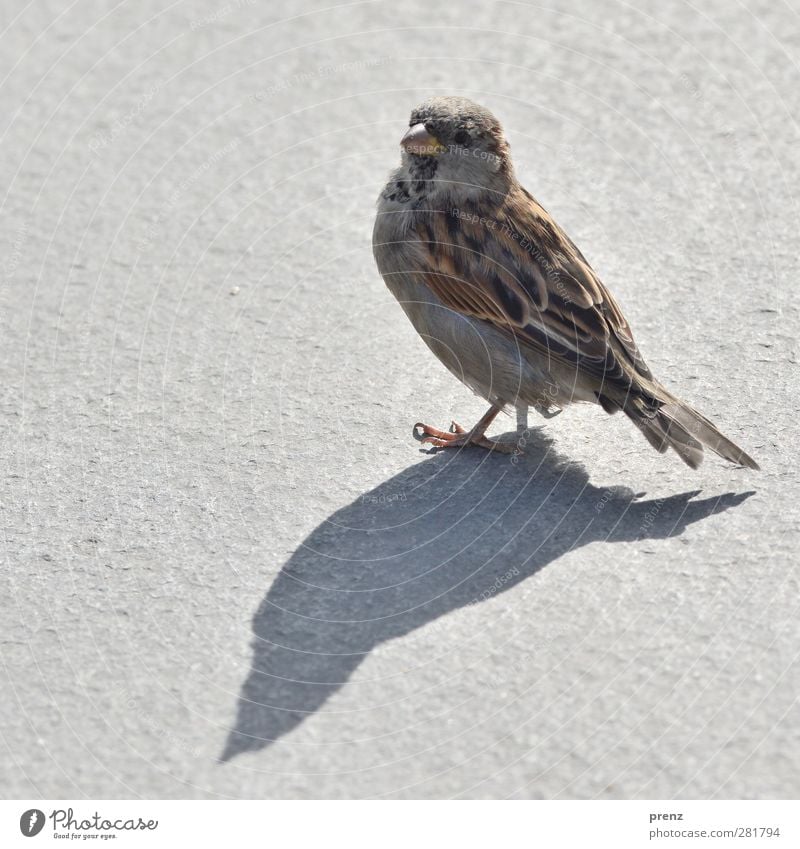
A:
[372,96,758,470]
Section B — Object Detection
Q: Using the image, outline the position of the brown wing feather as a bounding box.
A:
[417,186,656,400]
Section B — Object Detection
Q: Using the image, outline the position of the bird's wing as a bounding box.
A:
[415,186,655,398]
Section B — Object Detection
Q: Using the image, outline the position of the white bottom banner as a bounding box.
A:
[2,800,796,848]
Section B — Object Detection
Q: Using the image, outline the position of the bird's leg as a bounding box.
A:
[413,405,515,454]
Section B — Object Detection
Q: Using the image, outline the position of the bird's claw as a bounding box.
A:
[412,420,515,454]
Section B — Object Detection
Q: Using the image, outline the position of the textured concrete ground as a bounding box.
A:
[1,0,798,799]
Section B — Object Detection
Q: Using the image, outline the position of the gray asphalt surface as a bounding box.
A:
[1,0,798,799]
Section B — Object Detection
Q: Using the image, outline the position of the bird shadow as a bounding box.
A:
[221,427,754,761]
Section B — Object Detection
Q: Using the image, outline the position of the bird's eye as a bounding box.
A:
[454,130,470,145]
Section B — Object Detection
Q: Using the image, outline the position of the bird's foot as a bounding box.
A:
[412,420,515,454]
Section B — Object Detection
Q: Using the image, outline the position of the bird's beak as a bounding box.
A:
[401,123,445,156]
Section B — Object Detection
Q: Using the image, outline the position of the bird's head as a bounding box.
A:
[398,96,513,199]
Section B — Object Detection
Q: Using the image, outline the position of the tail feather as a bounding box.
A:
[632,407,704,469]
[621,394,759,471]
[659,400,760,470]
